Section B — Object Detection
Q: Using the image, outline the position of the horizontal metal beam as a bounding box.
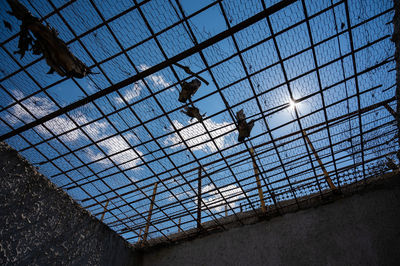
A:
[0,0,296,142]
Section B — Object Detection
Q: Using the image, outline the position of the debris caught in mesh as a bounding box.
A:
[6,0,93,78]
[236,109,255,142]
[181,106,205,122]
[178,79,201,103]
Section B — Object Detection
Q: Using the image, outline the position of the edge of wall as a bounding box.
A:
[0,142,142,265]
[139,169,400,250]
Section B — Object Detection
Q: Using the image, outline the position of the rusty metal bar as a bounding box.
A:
[302,130,337,190]
[120,135,397,234]
[249,148,267,213]
[100,200,110,222]
[96,120,397,232]
[82,96,395,208]
[137,228,143,244]
[59,82,383,190]
[300,0,340,191]
[197,168,202,230]
[142,182,159,243]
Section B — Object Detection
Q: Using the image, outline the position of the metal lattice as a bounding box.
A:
[0,0,398,246]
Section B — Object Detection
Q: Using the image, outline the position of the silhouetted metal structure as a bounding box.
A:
[0,0,397,246]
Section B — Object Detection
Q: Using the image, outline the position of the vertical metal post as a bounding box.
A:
[142,182,158,243]
[225,205,228,217]
[302,130,337,190]
[100,199,109,222]
[197,168,202,229]
[249,148,267,213]
[178,217,182,233]
[137,228,143,244]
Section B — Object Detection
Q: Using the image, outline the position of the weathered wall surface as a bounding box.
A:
[142,174,400,266]
[0,143,141,265]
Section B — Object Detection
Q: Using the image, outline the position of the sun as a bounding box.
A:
[289,99,297,108]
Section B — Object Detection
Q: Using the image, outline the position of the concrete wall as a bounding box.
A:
[142,174,400,266]
[0,142,141,265]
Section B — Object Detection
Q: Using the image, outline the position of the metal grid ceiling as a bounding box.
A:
[0,0,398,245]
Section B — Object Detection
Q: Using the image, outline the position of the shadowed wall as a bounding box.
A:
[142,173,400,266]
[0,143,141,265]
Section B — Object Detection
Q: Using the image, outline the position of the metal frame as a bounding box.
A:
[0,0,397,245]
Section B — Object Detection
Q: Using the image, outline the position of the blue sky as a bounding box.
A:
[0,0,397,242]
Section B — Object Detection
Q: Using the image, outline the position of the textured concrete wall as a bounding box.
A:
[142,174,400,266]
[0,143,141,265]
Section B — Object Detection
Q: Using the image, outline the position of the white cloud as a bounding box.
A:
[82,119,110,141]
[6,104,33,124]
[114,64,172,105]
[138,64,149,71]
[124,132,139,142]
[5,94,82,141]
[150,74,170,90]
[164,119,235,153]
[78,125,143,171]
[202,184,244,212]
[167,189,194,202]
[9,94,57,121]
[83,147,108,162]
[86,80,99,94]
[116,81,144,104]
[42,116,80,141]
[138,64,173,91]
[98,135,143,170]
[5,91,143,171]
[10,89,25,100]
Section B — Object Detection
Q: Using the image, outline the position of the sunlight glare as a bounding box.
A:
[289,99,297,109]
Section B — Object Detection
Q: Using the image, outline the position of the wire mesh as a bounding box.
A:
[0,0,398,246]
